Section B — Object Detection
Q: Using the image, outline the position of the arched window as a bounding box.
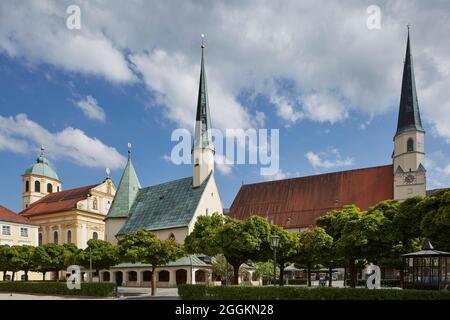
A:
[158,270,170,282]
[57,186,60,192]
[67,230,72,244]
[47,183,53,193]
[38,233,43,246]
[53,231,58,244]
[25,180,29,192]
[92,198,98,210]
[35,181,41,192]
[407,138,414,152]
[93,232,98,240]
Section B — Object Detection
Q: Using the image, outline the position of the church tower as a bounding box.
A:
[393,28,426,200]
[22,146,62,209]
[192,38,215,188]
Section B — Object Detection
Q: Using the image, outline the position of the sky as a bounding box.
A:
[0,0,449,213]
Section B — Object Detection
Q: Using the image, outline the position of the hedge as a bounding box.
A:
[345,279,401,287]
[0,281,117,297]
[178,285,450,300]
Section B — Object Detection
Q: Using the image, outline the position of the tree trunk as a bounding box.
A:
[55,271,59,282]
[151,266,157,296]
[348,260,357,288]
[278,261,285,286]
[12,271,15,281]
[328,266,333,287]
[42,272,46,281]
[25,270,29,281]
[399,268,404,289]
[2,271,6,281]
[343,266,347,287]
[307,266,311,287]
[232,264,240,285]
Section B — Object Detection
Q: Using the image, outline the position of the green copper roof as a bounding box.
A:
[417,163,426,172]
[396,30,424,136]
[24,155,59,181]
[193,45,214,151]
[106,155,141,218]
[117,174,211,235]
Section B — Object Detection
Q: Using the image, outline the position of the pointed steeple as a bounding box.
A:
[106,143,141,218]
[193,35,214,151]
[396,27,424,136]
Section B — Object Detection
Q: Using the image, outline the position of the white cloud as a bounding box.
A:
[0,114,126,170]
[0,1,134,82]
[425,151,450,189]
[1,1,450,143]
[130,49,255,132]
[262,169,287,181]
[214,153,233,176]
[75,95,106,122]
[305,148,354,169]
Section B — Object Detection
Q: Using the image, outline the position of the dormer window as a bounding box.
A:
[407,138,414,152]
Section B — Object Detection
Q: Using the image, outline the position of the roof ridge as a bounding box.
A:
[241,164,393,187]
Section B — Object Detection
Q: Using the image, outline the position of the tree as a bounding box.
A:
[420,190,450,251]
[211,254,234,283]
[32,243,78,281]
[378,198,423,286]
[32,246,53,280]
[0,245,12,281]
[185,214,271,285]
[317,205,361,287]
[255,261,279,284]
[258,225,298,285]
[118,229,184,296]
[76,240,119,279]
[11,245,35,281]
[295,227,333,287]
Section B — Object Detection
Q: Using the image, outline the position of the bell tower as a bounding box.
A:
[393,27,426,200]
[192,36,215,188]
[22,146,62,209]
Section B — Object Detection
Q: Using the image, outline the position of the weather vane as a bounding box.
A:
[40,145,45,156]
[128,142,132,155]
[201,33,205,48]
[106,167,111,179]
[406,23,411,31]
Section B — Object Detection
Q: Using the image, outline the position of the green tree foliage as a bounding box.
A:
[211,254,234,283]
[261,225,298,286]
[255,261,279,284]
[11,245,35,281]
[295,227,333,286]
[75,240,119,276]
[185,214,271,285]
[118,229,184,296]
[0,245,13,280]
[420,190,450,251]
[31,243,77,281]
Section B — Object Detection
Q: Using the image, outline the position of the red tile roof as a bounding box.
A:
[229,165,394,229]
[0,205,35,225]
[20,184,99,217]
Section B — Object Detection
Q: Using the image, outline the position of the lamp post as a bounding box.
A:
[271,233,280,285]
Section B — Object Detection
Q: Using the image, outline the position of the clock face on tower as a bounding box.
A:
[403,174,416,185]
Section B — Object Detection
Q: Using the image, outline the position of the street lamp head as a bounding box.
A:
[271,233,280,248]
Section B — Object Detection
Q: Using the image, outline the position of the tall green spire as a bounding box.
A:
[106,143,141,218]
[193,37,214,151]
[395,27,424,136]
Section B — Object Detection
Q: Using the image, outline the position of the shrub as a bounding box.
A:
[178,285,450,300]
[0,281,116,297]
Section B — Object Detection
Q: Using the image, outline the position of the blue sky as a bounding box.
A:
[1,1,449,212]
